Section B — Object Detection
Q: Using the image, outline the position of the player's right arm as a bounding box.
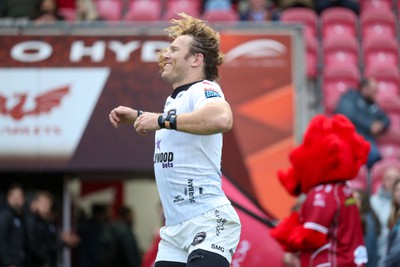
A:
[109,106,138,128]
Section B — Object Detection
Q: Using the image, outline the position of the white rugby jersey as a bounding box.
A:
[154,80,231,226]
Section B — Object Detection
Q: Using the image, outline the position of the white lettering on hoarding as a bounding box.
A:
[0,125,61,136]
[70,40,106,62]
[11,41,53,62]
[141,41,169,62]
[9,40,169,63]
[108,41,140,62]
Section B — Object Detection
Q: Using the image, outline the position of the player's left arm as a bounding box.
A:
[175,99,233,135]
[134,99,232,135]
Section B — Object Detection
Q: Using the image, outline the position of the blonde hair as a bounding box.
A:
[158,12,224,81]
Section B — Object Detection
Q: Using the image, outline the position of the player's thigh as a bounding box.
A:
[187,249,230,267]
[155,261,186,267]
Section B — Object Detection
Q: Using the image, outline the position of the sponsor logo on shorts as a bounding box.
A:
[214,210,227,236]
[191,231,207,246]
[211,244,225,253]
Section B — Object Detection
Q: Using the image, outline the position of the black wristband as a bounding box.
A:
[169,115,177,130]
[137,110,143,117]
[164,115,171,129]
[158,115,166,128]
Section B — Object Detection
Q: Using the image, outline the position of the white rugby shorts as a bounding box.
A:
[155,204,241,264]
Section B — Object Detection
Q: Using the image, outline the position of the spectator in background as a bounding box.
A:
[314,0,359,15]
[140,202,164,267]
[0,0,40,19]
[25,191,79,267]
[0,184,26,267]
[238,0,280,22]
[384,178,400,267]
[75,0,98,21]
[77,203,118,267]
[111,205,142,267]
[353,189,381,267]
[31,0,64,24]
[371,167,400,267]
[278,0,313,11]
[335,77,391,169]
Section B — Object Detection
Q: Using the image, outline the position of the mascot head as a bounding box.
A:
[278,114,370,196]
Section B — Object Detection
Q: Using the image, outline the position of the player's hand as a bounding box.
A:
[134,112,161,135]
[109,106,136,128]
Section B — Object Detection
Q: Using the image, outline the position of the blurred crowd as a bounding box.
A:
[0,184,142,267]
[0,0,361,24]
[351,167,400,267]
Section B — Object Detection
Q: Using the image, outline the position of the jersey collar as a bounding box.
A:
[171,80,204,99]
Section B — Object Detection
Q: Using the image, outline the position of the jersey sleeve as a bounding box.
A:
[190,81,225,110]
[301,186,337,235]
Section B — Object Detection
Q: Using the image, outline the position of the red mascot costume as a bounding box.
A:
[270,114,370,267]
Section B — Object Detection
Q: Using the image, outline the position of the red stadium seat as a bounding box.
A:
[362,35,399,71]
[162,0,201,21]
[360,7,396,39]
[322,63,361,115]
[95,0,123,21]
[320,7,358,39]
[370,158,400,193]
[201,9,239,22]
[378,142,400,159]
[360,0,392,11]
[365,64,400,97]
[376,93,400,114]
[377,112,400,146]
[280,7,318,37]
[323,35,359,67]
[123,0,161,21]
[165,0,201,11]
[58,7,76,21]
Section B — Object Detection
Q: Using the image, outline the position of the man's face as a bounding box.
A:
[362,79,378,102]
[32,195,52,220]
[7,187,24,212]
[161,35,194,86]
[382,167,400,192]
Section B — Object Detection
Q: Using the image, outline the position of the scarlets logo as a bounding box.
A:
[0,67,109,159]
[0,86,69,120]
